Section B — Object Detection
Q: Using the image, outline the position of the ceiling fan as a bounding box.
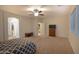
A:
[33,9,44,16]
[28,8,44,16]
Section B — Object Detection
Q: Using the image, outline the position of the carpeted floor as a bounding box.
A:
[27,36,74,54]
[0,36,74,54]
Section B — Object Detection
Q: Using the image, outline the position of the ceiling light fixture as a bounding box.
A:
[34,12,38,16]
[33,9,39,16]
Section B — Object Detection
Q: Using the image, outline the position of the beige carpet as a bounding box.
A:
[26,36,74,54]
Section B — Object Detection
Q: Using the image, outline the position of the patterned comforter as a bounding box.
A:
[0,38,36,54]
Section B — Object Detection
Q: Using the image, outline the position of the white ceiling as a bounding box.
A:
[0,5,75,17]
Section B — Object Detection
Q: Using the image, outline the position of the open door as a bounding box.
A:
[38,22,45,36]
[8,17,20,40]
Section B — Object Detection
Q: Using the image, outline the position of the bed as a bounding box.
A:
[0,38,36,54]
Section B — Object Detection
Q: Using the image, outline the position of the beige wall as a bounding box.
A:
[0,10,4,41]
[0,9,70,41]
[44,15,69,38]
[20,16,33,38]
[31,17,45,36]
[32,15,69,38]
[0,10,33,41]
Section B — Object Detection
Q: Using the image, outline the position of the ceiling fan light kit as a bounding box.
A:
[33,9,44,16]
[33,9,39,16]
[34,12,38,16]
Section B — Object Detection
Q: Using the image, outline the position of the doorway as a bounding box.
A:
[8,17,20,40]
[37,22,45,36]
[49,25,56,37]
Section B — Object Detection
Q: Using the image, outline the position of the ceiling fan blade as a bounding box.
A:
[39,11,42,13]
[39,14,44,16]
[28,13,33,16]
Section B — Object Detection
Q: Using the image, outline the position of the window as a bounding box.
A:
[70,5,79,37]
[76,6,79,36]
[70,8,76,33]
[77,16,79,35]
